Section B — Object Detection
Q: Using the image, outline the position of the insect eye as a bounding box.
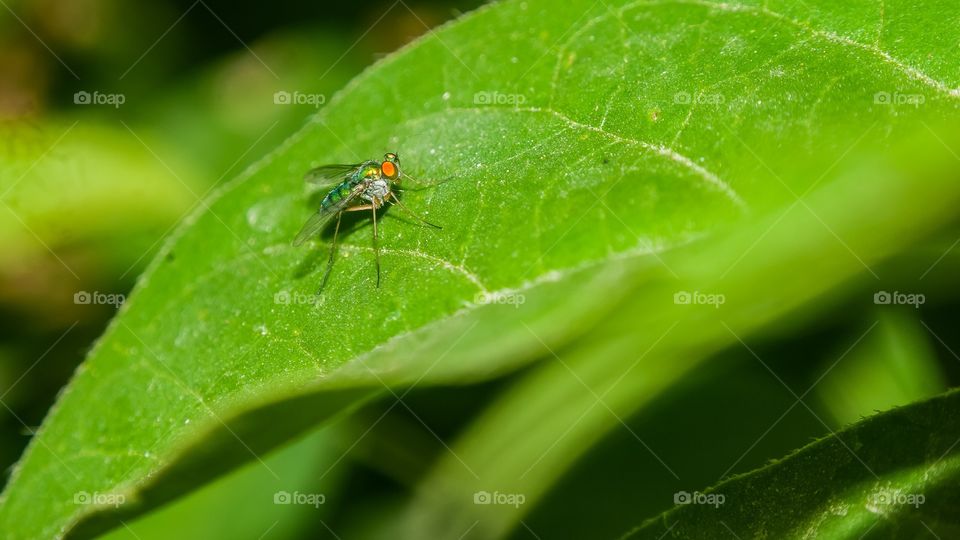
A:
[381,161,398,179]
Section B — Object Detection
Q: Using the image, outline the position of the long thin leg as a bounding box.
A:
[342,203,381,288]
[371,202,380,288]
[390,192,442,229]
[318,211,343,294]
[400,173,453,191]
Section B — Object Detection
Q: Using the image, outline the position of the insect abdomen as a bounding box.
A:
[321,180,357,209]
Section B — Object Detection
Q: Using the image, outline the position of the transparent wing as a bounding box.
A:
[292,184,366,246]
[304,164,362,187]
[292,209,338,246]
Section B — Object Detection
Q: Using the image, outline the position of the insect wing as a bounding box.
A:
[303,164,362,186]
[292,183,366,246]
[292,209,337,246]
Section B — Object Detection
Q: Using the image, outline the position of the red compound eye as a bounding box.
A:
[381,161,397,178]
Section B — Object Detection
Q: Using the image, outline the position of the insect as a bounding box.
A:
[293,152,441,292]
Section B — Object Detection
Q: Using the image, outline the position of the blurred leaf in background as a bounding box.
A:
[99,422,350,540]
[816,310,946,426]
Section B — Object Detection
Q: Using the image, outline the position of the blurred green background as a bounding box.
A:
[2,0,960,538]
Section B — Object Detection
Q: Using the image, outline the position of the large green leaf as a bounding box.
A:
[2,0,960,538]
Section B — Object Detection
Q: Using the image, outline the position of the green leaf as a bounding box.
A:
[396,128,960,538]
[621,389,960,539]
[3,0,960,538]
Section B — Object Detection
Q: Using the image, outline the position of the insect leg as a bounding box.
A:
[318,211,343,294]
[389,192,442,229]
[399,173,453,191]
[343,201,384,287]
[371,202,381,288]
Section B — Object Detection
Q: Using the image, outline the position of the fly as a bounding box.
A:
[293,152,441,292]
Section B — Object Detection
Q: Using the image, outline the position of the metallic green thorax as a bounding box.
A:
[321,161,379,210]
